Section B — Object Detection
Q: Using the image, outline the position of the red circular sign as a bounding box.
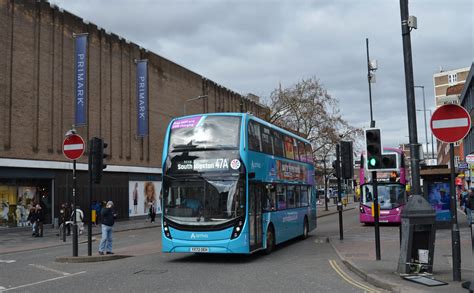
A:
[430,104,471,143]
[62,134,85,160]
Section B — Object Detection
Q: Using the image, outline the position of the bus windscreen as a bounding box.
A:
[169,116,241,152]
[361,183,406,209]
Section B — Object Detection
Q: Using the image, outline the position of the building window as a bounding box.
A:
[448,73,457,85]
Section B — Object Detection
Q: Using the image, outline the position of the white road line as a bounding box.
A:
[28,264,71,276]
[0,271,85,292]
[0,260,16,264]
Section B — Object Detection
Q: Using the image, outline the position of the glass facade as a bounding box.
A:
[0,179,52,227]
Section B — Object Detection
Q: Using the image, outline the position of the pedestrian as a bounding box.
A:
[72,206,84,235]
[35,204,44,237]
[149,201,156,224]
[466,188,474,227]
[27,206,37,236]
[57,203,71,236]
[98,201,117,255]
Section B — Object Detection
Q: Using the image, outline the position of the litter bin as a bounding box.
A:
[397,194,436,274]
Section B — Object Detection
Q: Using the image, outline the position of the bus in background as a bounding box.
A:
[359,147,407,224]
[161,113,317,254]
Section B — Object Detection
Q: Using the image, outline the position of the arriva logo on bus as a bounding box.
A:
[190,233,209,239]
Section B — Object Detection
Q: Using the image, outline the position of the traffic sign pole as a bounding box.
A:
[72,159,78,257]
[431,105,470,282]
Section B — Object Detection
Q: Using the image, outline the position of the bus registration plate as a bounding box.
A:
[190,247,209,253]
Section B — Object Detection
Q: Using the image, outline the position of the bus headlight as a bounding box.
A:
[231,218,244,239]
[163,221,172,239]
[359,206,365,213]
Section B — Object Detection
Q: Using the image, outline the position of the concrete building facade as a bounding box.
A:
[0,0,269,227]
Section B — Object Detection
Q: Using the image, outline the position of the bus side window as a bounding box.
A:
[294,186,301,207]
[248,121,262,152]
[298,141,306,162]
[261,126,274,155]
[263,185,276,211]
[284,136,294,160]
[305,143,313,164]
[287,185,295,208]
[277,185,286,210]
[300,186,309,206]
[272,131,285,157]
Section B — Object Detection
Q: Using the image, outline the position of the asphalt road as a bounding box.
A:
[0,209,385,293]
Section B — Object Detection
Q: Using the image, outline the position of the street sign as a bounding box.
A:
[63,134,85,160]
[430,104,471,143]
[458,162,469,170]
[466,154,474,164]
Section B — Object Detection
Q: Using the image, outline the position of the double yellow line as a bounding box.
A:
[329,260,380,293]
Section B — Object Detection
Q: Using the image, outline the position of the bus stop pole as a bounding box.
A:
[449,143,461,281]
[72,160,78,257]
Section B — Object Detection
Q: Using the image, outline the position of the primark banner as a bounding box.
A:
[136,60,148,137]
[74,34,88,126]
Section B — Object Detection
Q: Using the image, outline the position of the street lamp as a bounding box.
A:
[183,95,208,115]
[416,108,435,160]
[414,85,428,156]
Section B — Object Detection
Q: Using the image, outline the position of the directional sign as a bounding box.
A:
[62,134,85,160]
[430,104,471,143]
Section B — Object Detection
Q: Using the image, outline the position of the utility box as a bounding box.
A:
[397,194,436,274]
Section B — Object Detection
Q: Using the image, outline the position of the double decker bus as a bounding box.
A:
[359,147,407,224]
[161,113,317,254]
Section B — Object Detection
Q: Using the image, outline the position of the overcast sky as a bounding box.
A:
[51,0,473,150]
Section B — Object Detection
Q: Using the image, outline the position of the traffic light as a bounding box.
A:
[332,159,341,178]
[90,137,108,184]
[340,141,354,179]
[365,128,382,170]
[381,153,398,170]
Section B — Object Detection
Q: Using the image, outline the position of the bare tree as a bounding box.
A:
[268,77,363,162]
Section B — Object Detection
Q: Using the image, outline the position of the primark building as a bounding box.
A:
[0,1,268,228]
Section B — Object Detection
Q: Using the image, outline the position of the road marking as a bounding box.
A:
[329,260,379,293]
[28,264,71,276]
[0,271,85,292]
[0,260,16,264]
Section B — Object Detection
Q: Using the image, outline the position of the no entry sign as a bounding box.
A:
[430,104,471,143]
[63,134,85,160]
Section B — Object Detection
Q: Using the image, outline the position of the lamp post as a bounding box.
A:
[183,95,208,115]
[414,85,428,157]
[417,108,436,161]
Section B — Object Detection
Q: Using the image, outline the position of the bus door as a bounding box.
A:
[249,183,263,251]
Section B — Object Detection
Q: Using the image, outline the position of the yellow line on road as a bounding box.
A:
[329,260,379,293]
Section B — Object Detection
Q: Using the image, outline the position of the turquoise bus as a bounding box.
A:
[161,113,317,254]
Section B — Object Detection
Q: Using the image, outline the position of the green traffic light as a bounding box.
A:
[369,157,377,167]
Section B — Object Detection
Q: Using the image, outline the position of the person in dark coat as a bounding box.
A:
[35,204,44,237]
[98,201,117,255]
[466,189,474,227]
[27,206,38,236]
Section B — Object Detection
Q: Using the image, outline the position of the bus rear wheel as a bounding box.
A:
[301,218,309,239]
[264,226,275,255]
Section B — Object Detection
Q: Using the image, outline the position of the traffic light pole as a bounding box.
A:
[372,171,381,260]
[88,140,93,257]
[336,144,343,240]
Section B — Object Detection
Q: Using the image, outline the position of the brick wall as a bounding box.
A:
[0,0,269,168]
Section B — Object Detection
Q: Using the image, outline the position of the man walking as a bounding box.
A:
[466,188,474,227]
[98,201,116,255]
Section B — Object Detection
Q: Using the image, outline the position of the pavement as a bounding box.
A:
[1,196,473,292]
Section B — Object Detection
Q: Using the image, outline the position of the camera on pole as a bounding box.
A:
[365,128,382,170]
[90,137,108,184]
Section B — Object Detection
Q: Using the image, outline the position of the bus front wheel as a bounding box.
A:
[264,225,275,255]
